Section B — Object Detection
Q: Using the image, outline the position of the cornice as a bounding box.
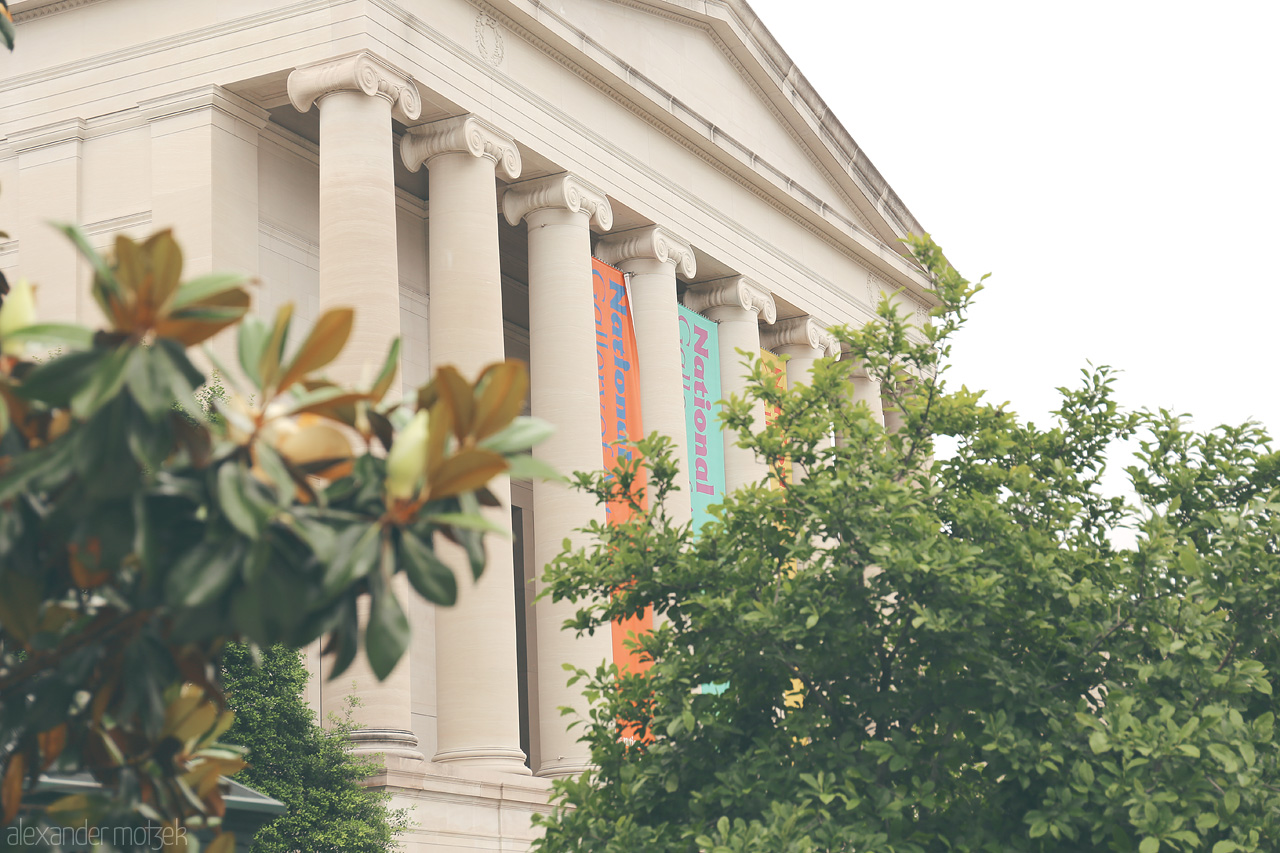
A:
[605,0,923,242]
[593,225,696,279]
[10,0,107,21]
[469,0,932,307]
[7,116,87,154]
[401,114,521,180]
[761,315,839,358]
[502,173,613,231]
[683,276,776,324]
[287,51,422,124]
[603,0,878,238]
[140,85,270,129]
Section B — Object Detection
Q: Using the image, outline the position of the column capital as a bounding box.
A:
[683,276,777,324]
[594,224,696,279]
[401,114,521,179]
[287,51,422,123]
[761,315,840,357]
[502,172,612,230]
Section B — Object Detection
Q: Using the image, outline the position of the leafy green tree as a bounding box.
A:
[219,644,409,853]
[535,236,1280,853]
[0,227,549,849]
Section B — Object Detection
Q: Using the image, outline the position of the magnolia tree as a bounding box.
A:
[535,236,1280,853]
[0,227,548,850]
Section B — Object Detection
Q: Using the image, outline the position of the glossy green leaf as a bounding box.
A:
[2,323,94,350]
[479,416,555,455]
[365,573,410,680]
[369,337,401,402]
[172,271,250,310]
[217,461,270,538]
[504,453,564,483]
[399,530,458,606]
[70,344,132,420]
[14,348,105,406]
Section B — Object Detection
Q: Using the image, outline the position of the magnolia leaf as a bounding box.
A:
[276,421,352,469]
[2,322,94,350]
[70,344,132,420]
[37,724,68,771]
[237,314,269,389]
[504,453,563,483]
[166,538,243,609]
[434,365,474,442]
[285,385,368,419]
[472,359,528,440]
[366,575,410,680]
[14,348,106,407]
[427,448,507,501]
[369,337,401,402]
[143,229,185,314]
[399,530,458,606]
[0,7,13,53]
[258,303,294,392]
[153,287,250,347]
[324,598,361,679]
[1,753,25,826]
[172,271,252,310]
[322,525,381,597]
[251,440,297,507]
[278,307,353,391]
[426,511,510,537]
[55,223,123,313]
[217,462,270,538]
[0,573,40,643]
[127,345,179,422]
[479,416,555,455]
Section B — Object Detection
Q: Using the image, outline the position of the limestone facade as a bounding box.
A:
[0,1,932,849]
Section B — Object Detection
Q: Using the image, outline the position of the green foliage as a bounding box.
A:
[1,1,14,53]
[219,645,409,853]
[535,235,1280,852]
[0,226,548,847]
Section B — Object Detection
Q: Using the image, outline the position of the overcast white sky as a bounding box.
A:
[748,0,1280,444]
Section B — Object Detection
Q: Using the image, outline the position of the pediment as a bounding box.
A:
[502,0,922,259]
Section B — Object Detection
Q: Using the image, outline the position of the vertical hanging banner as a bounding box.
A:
[678,304,725,531]
[593,257,652,675]
[760,348,791,485]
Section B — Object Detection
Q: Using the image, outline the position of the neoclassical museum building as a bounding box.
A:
[1,0,934,848]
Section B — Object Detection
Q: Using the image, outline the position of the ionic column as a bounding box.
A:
[594,225,697,521]
[847,358,885,428]
[683,277,776,493]
[761,315,839,481]
[289,51,421,384]
[502,173,614,779]
[401,115,529,773]
[288,52,423,767]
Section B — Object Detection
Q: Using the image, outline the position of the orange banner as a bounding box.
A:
[593,258,652,676]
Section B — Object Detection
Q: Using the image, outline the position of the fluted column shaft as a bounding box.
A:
[503,174,614,779]
[684,278,776,494]
[595,226,696,521]
[402,116,528,773]
[288,51,422,766]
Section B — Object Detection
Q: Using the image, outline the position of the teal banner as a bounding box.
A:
[679,304,725,530]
